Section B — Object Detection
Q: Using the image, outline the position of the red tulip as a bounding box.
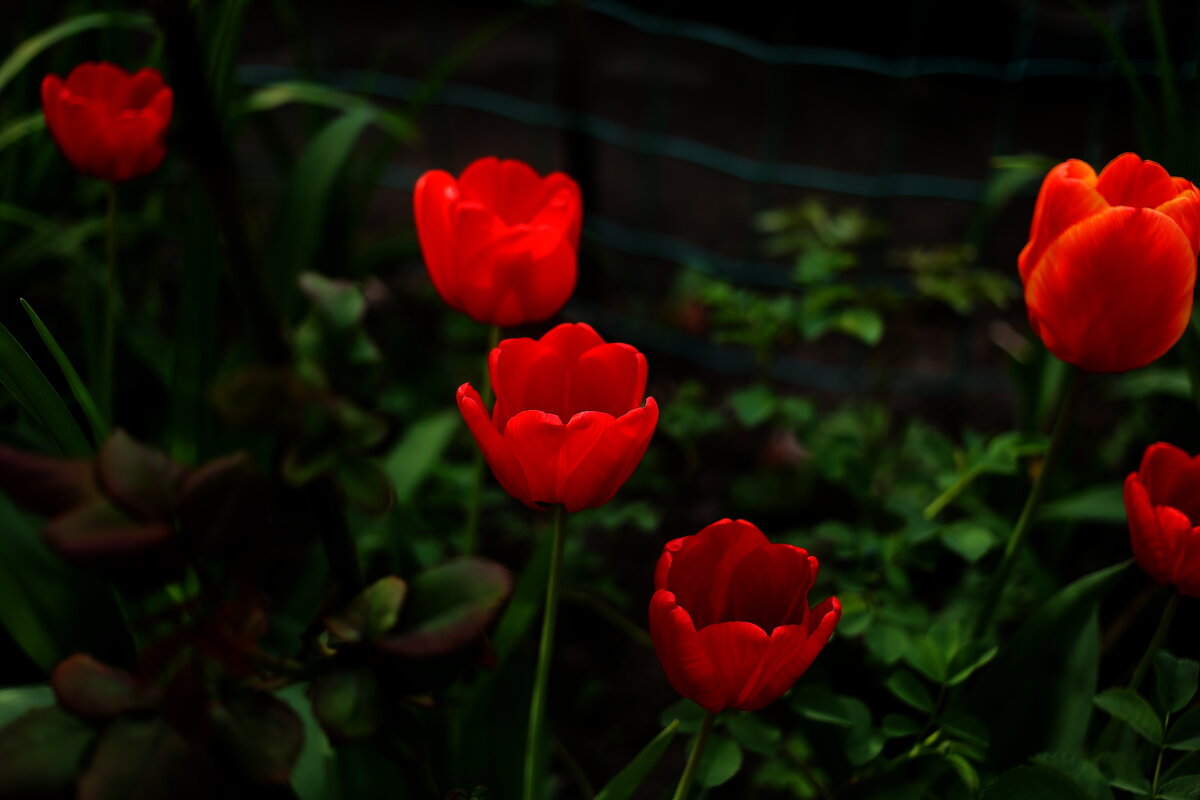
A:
[456,322,657,512]
[1124,442,1200,596]
[649,519,841,713]
[414,157,582,327]
[1019,153,1200,373]
[41,62,173,183]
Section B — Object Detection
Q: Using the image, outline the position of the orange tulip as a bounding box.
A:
[1019,153,1200,373]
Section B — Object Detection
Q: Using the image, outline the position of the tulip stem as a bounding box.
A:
[672,711,717,800]
[463,324,500,555]
[99,183,118,423]
[973,368,1085,638]
[523,504,567,800]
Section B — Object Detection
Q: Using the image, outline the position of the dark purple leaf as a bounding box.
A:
[43,501,171,563]
[211,690,304,784]
[326,576,407,643]
[0,446,95,516]
[95,431,187,518]
[78,718,218,800]
[52,654,156,718]
[309,669,380,740]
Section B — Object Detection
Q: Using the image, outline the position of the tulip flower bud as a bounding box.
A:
[1124,442,1200,596]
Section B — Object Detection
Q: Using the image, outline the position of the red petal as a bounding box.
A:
[666,519,770,629]
[1168,526,1200,597]
[456,384,533,508]
[1138,442,1200,523]
[490,338,570,429]
[737,596,841,711]
[127,68,166,110]
[1019,159,1105,283]
[560,400,657,511]
[1095,152,1180,209]
[414,170,462,309]
[655,537,687,591]
[65,62,131,108]
[649,590,724,712]
[1155,504,1194,587]
[1156,190,1200,256]
[571,344,647,418]
[108,112,164,182]
[1125,473,1170,586]
[501,409,569,507]
[459,157,546,225]
[537,174,583,247]
[695,621,771,712]
[540,323,607,362]
[725,544,816,632]
[1024,206,1195,372]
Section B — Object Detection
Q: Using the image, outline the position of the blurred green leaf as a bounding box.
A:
[881,714,921,738]
[941,522,999,563]
[967,561,1131,766]
[904,634,949,684]
[1154,651,1199,714]
[1096,751,1150,794]
[212,690,304,784]
[1031,752,1114,800]
[0,113,44,154]
[694,733,741,789]
[0,320,90,456]
[593,720,679,800]
[726,713,781,757]
[242,81,414,142]
[658,699,707,735]
[492,531,552,663]
[325,575,407,643]
[946,642,998,686]
[1159,774,1200,800]
[20,299,108,445]
[380,557,511,658]
[0,12,155,95]
[728,384,776,428]
[0,685,52,728]
[309,669,380,741]
[1038,484,1126,524]
[1094,688,1162,744]
[980,765,1092,800]
[278,683,338,800]
[1166,707,1200,750]
[0,707,95,796]
[945,753,981,794]
[384,411,459,505]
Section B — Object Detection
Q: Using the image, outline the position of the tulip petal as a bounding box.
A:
[538,176,583,247]
[725,544,817,632]
[649,590,725,712]
[666,519,770,629]
[1024,206,1195,372]
[128,69,166,110]
[737,596,841,711]
[572,344,648,418]
[560,401,656,511]
[695,621,770,711]
[1095,152,1180,209]
[1156,190,1200,257]
[501,409,570,507]
[1138,442,1200,523]
[490,339,571,429]
[1169,526,1200,597]
[1019,159,1106,283]
[414,170,462,308]
[66,62,131,108]
[459,157,545,225]
[456,383,533,508]
[539,322,608,362]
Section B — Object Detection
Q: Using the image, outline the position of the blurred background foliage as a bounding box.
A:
[1,1,1200,798]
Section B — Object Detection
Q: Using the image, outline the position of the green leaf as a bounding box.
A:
[880,713,921,739]
[269,109,377,314]
[78,717,212,799]
[967,561,1131,766]
[1166,706,1200,750]
[725,713,781,756]
[380,557,512,658]
[904,634,949,684]
[20,300,108,444]
[241,81,414,142]
[1096,752,1149,794]
[0,12,155,94]
[658,699,708,735]
[278,683,338,800]
[1094,688,1163,744]
[491,531,552,662]
[0,685,53,728]
[593,720,679,800]
[1159,774,1200,800]
[383,411,459,506]
[309,669,380,741]
[946,642,998,686]
[945,754,981,794]
[0,112,44,154]
[1031,752,1114,800]
[980,765,1092,800]
[0,320,91,456]
[1039,484,1126,524]
[0,707,96,795]
[212,690,304,784]
[941,522,999,563]
[694,733,741,789]
[727,384,776,428]
[325,576,407,643]
[885,670,933,712]
[1154,651,1199,714]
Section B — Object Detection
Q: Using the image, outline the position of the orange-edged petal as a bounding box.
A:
[665,519,770,629]
[1024,206,1195,372]
[414,170,463,309]
[1019,159,1105,283]
[560,399,657,511]
[649,590,725,712]
[456,383,532,508]
[725,544,817,631]
[1095,152,1180,209]
[736,596,841,711]
[1138,442,1200,523]
[1156,189,1200,257]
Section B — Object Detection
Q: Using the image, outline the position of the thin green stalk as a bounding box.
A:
[1151,713,1170,798]
[523,505,567,800]
[672,712,717,800]
[99,183,118,422]
[463,324,501,554]
[1096,589,1179,753]
[973,369,1085,637]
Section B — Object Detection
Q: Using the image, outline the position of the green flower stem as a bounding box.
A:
[99,183,118,422]
[973,368,1085,637]
[463,324,501,555]
[523,505,567,800]
[1096,588,1179,753]
[671,711,717,800]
